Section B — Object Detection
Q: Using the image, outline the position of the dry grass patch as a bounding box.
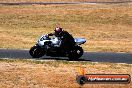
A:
[0,58,131,88]
[0,0,131,3]
[0,4,132,52]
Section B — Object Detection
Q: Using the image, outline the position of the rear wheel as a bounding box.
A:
[68,46,83,60]
[29,45,45,58]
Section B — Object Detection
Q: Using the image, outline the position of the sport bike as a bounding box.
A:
[29,34,86,60]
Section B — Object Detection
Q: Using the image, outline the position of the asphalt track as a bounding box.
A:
[0,1,132,5]
[0,49,132,64]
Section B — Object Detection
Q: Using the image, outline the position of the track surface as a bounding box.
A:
[0,49,132,64]
[0,1,132,5]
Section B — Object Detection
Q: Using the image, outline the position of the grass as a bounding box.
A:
[0,0,131,3]
[0,58,131,88]
[0,3,132,52]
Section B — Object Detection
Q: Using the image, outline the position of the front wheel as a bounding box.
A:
[29,45,45,58]
[68,46,84,60]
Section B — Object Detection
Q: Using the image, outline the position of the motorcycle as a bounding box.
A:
[29,34,86,60]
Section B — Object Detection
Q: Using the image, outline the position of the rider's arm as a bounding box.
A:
[48,33,55,36]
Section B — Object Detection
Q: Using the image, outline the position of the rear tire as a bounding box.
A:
[68,46,83,60]
[29,45,45,58]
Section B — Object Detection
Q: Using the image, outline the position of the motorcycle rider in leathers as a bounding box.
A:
[48,27,75,53]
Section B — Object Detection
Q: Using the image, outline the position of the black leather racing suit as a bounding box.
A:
[48,31,75,52]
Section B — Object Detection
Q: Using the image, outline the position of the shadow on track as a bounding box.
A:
[40,57,91,61]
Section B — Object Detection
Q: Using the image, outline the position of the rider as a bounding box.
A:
[48,27,75,53]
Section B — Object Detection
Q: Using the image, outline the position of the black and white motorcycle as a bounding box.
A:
[29,34,86,60]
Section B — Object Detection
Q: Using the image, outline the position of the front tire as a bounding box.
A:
[29,45,45,58]
[68,46,83,60]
